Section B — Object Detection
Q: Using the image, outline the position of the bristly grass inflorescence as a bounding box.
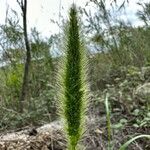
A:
[57,4,89,150]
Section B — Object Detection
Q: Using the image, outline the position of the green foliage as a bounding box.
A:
[131,109,150,128]
[104,92,150,150]
[57,4,88,150]
[0,16,55,125]
[119,135,150,150]
[6,64,22,91]
[137,2,150,25]
[81,0,150,68]
[0,87,56,130]
[0,64,23,110]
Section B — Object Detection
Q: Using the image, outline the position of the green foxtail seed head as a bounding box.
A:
[57,4,89,150]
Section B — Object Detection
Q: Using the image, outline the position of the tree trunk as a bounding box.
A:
[18,0,31,113]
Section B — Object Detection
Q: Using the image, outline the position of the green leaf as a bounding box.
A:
[119,135,150,150]
[120,119,127,124]
[112,123,123,129]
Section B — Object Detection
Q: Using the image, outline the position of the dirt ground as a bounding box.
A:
[0,112,149,150]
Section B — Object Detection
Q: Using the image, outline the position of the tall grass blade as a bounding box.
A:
[105,93,113,150]
[119,135,150,150]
